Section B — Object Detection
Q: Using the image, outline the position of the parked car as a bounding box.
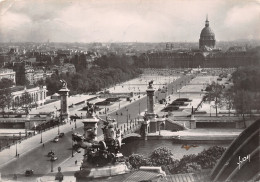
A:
[48,151,55,157]
[50,156,58,161]
[53,136,59,142]
[25,169,34,176]
[59,133,65,138]
[70,115,80,120]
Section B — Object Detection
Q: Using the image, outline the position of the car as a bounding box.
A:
[25,169,34,176]
[70,115,80,120]
[59,133,65,138]
[50,156,58,161]
[48,151,55,157]
[53,137,59,142]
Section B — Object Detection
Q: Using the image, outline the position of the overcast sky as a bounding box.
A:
[0,0,259,42]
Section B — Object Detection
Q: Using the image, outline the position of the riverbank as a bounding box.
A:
[146,128,243,143]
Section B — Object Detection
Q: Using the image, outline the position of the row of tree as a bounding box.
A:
[203,66,260,119]
[127,146,226,174]
[40,55,142,95]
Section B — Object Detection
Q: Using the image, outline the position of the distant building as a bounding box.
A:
[199,15,216,50]
[11,85,48,108]
[144,16,259,68]
[51,63,76,74]
[0,68,16,84]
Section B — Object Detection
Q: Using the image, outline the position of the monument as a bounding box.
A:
[59,80,70,121]
[72,103,129,180]
[144,81,158,133]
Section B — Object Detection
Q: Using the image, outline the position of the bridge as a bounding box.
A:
[97,118,142,141]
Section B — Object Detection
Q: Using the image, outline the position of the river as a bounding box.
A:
[120,139,230,159]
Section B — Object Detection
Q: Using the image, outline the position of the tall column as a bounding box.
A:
[144,81,157,133]
[146,81,156,119]
[59,81,70,121]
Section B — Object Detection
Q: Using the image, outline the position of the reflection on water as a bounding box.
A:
[120,139,229,159]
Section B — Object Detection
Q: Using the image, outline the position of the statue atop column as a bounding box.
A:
[59,79,70,121]
[86,102,96,118]
[60,79,67,89]
[148,80,153,88]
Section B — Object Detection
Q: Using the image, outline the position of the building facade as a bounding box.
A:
[12,86,47,108]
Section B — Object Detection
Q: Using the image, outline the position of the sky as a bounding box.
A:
[0,0,259,42]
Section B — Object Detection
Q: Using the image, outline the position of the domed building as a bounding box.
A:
[199,16,216,50]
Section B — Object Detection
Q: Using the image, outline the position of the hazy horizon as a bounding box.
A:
[0,0,260,43]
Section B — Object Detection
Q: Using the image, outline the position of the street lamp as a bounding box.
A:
[126,109,129,127]
[58,122,60,135]
[15,141,18,157]
[116,112,119,127]
[139,102,141,116]
[40,126,43,143]
[71,133,74,157]
[51,160,54,172]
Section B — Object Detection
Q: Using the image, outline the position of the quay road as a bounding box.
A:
[0,74,193,181]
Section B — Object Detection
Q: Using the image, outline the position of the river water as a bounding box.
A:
[120,139,230,159]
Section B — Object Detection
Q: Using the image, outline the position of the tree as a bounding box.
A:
[222,88,234,116]
[0,78,14,89]
[20,92,32,113]
[195,146,226,169]
[203,82,223,116]
[233,90,252,123]
[128,154,148,169]
[0,88,13,116]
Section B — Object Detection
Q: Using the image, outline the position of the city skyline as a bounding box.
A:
[0,0,260,43]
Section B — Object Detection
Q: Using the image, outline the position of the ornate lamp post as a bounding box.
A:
[51,160,54,172]
[139,102,141,116]
[71,133,74,157]
[116,112,119,128]
[15,141,18,157]
[58,121,60,135]
[126,109,129,127]
[40,126,43,143]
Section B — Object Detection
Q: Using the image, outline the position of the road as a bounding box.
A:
[0,126,86,181]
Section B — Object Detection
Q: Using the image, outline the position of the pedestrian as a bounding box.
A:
[75,160,77,165]
[18,154,20,158]
[43,143,45,147]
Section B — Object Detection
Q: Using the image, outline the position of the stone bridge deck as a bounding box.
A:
[97,120,142,141]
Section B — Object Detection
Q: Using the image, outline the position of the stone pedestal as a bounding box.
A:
[82,116,99,155]
[142,120,150,140]
[75,163,130,181]
[59,85,70,121]
[149,118,158,133]
[190,115,196,129]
